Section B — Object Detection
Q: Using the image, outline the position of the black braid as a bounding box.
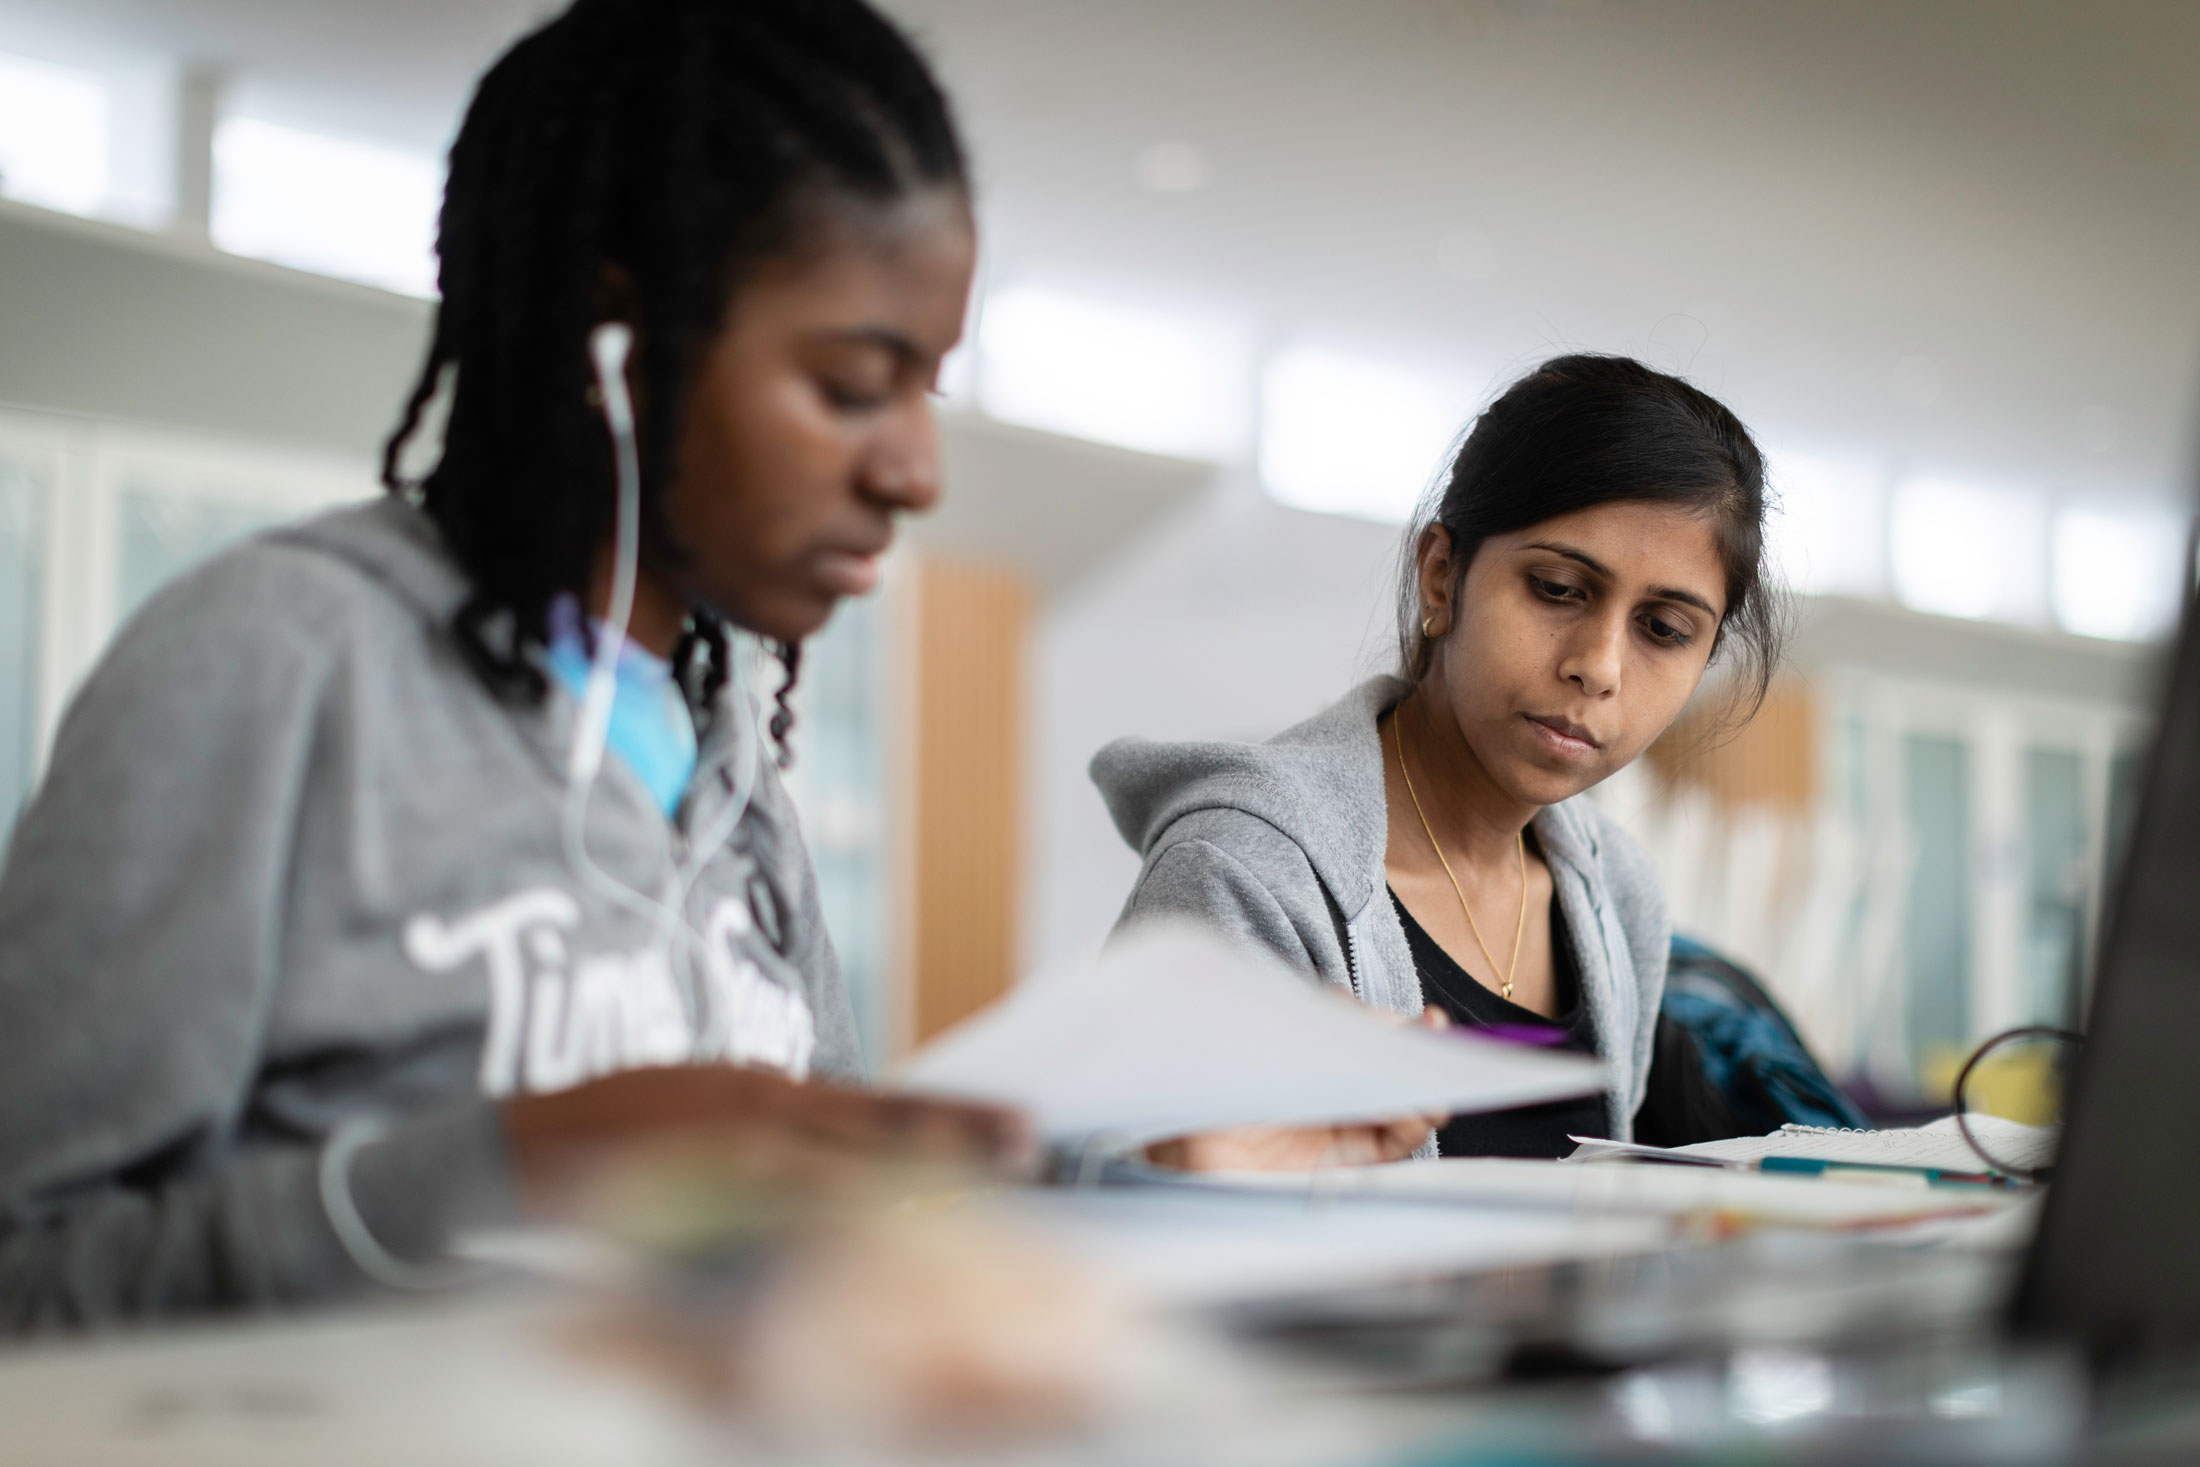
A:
[379,317,449,499]
[769,640,802,768]
[670,614,730,715]
[378,0,966,725]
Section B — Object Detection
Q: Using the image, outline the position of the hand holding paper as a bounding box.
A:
[893,921,1606,1149]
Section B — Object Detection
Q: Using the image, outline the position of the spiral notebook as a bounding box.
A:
[1565,1115,2059,1174]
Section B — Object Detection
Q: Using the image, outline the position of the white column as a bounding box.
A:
[170,63,224,243]
[100,58,179,231]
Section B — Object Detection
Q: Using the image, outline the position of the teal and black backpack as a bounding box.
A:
[1661,934,1870,1134]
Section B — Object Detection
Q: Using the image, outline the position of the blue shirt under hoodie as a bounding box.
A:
[541,593,699,819]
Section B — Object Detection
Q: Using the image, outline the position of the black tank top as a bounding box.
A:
[1388,888,1611,1158]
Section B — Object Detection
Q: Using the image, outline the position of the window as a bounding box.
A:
[1258,347,1459,523]
[0,52,107,217]
[1901,732,1971,1086]
[975,288,1249,459]
[117,489,287,623]
[780,595,892,1068]
[1890,478,2041,624]
[2051,509,2186,643]
[2021,748,2086,1026]
[212,118,441,298]
[1766,451,1885,596]
[0,411,371,849]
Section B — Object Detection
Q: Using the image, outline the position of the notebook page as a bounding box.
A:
[1672,1115,2058,1172]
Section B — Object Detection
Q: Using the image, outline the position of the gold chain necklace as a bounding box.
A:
[1390,713,1528,1002]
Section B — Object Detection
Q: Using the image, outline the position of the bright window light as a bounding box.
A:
[0,53,108,217]
[975,288,1248,459]
[212,118,440,298]
[1889,477,2037,622]
[1766,451,1884,596]
[1258,348,1458,523]
[2052,509,2186,642]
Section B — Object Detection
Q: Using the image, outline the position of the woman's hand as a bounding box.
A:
[1144,1004,1452,1172]
[1142,1114,1440,1171]
[502,1065,1035,1214]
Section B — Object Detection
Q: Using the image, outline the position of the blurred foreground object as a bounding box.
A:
[734,1202,1132,1444]
[501,1108,1138,1450]
[503,1064,1036,1215]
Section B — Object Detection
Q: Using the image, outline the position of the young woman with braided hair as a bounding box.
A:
[0,0,1018,1330]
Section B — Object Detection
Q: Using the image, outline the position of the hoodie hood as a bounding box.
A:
[1093,677,1401,918]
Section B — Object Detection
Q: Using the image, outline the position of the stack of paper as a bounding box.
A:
[1566,1115,2059,1173]
[893,921,1606,1147]
[1170,1156,2030,1232]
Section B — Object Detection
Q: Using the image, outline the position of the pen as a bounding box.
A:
[1757,1156,2010,1188]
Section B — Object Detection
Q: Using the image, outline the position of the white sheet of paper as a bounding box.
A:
[1171,1156,2026,1230]
[1003,1186,1667,1307]
[1566,1115,2059,1173]
[892,921,1606,1145]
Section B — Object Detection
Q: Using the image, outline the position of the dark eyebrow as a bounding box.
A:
[1523,539,1721,619]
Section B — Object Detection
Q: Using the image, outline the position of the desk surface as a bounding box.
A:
[0,1179,2112,1467]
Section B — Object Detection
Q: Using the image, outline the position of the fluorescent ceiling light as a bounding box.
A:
[0,53,107,218]
[1259,347,1458,524]
[1889,477,2037,623]
[1765,451,1884,596]
[212,118,441,298]
[2052,509,2186,642]
[976,288,1248,460]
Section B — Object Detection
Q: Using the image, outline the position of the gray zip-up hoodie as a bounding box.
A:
[0,497,855,1331]
[1089,676,1668,1141]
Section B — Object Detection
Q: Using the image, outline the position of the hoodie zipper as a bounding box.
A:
[1341,910,1366,1001]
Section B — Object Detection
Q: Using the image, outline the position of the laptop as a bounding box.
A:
[2011,558,2200,1372]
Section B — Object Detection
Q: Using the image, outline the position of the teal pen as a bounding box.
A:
[1756,1156,2011,1189]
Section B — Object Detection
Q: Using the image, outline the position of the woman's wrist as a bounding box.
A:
[500,1064,1036,1217]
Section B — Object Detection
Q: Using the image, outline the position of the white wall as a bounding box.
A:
[0,197,429,454]
[1027,474,1407,970]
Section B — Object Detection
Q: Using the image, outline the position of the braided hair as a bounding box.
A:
[381,0,967,764]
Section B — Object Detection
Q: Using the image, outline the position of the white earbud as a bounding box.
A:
[587,322,635,436]
[570,321,640,785]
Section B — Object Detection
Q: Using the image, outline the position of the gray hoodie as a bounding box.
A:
[0,497,855,1331]
[1089,676,1668,1141]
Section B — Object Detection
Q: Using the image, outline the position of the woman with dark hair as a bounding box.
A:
[0,0,1018,1330]
[1094,354,1778,1168]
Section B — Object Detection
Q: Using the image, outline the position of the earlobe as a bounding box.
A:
[1414,524,1457,638]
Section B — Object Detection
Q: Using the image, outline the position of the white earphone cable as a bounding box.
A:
[562,322,764,1019]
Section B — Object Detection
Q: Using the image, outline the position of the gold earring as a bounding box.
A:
[1421,613,1439,639]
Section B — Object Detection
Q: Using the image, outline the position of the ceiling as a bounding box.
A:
[3,0,2197,514]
